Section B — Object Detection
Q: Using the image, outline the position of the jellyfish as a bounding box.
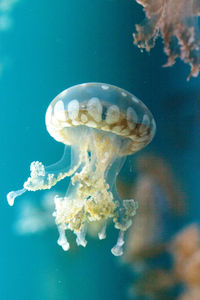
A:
[133,0,200,80]
[7,83,156,256]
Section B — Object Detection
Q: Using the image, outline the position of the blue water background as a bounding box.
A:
[1,0,200,299]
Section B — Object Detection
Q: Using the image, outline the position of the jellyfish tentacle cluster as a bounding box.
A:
[133,0,200,80]
[7,83,156,256]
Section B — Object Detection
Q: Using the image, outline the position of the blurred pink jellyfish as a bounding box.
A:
[133,0,200,80]
[7,83,156,256]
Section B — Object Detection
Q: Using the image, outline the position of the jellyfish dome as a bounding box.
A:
[7,83,156,256]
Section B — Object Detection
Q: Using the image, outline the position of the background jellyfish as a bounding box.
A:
[0,0,20,31]
[0,0,20,78]
[121,155,200,299]
[124,154,186,263]
[133,0,200,80]
[15,191,56,235]
[133,224,200,300]
[7,82,156,256]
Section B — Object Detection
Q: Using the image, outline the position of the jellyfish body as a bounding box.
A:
[7,83,156,256]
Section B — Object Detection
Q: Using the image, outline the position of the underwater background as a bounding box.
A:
[1,0,200,299]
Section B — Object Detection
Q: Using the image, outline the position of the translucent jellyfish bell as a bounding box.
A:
[7,83,156,256]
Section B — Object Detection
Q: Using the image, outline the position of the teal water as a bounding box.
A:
[1,0,200,299]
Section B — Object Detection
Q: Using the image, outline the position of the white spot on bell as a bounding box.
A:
[68,100,79,120]
[121,92,127,97]
[101,85,109,90]
[127,107,138,123]
[142,114,150,127]
[87,97,102,122]
[54,100,67,121]
[132,96,139,103]
[106,105,120,124]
